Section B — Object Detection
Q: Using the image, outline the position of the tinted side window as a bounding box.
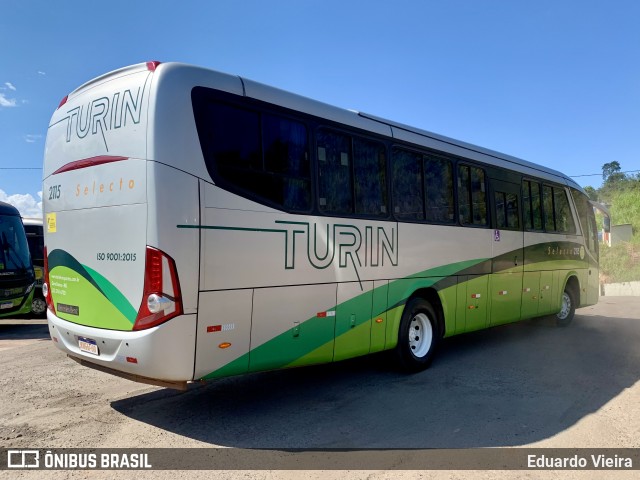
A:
[523,180,543,231]
[458,165,487,226]
[392,148,424,220]
[195,99,311,212]
[424,155,454,223]
[554,188,576,233]
[571,188,597,256]
[317,129,353,214]
[543,185,577,234]
[495,191,519,230]
[543,185,555,231]
[209,103,260,171]
[353,138,387,217]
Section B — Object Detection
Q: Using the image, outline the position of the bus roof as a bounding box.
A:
[356,112,582,190]
[50,61,584,193]
[227,64,583,191]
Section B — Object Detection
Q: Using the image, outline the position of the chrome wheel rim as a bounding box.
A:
[408,313,433,358]
[557,292,571,320]
[31,297,47,315]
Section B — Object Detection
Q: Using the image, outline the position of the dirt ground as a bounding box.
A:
[0,297,639,479]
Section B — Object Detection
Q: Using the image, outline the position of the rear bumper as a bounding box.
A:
[47,312,196,382]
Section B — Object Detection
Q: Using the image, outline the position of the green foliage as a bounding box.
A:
[583,185,599,201]
[594,165,640,283]
[600,239,640,283]
[608,185,640,229]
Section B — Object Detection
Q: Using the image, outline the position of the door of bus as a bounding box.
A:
[489,179,524,325]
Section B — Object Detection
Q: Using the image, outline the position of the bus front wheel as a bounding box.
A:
[556,286,576,327]
[394,297,440,372]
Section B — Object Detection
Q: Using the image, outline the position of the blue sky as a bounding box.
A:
[1,0,639,216]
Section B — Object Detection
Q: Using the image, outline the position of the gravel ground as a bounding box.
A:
[0,297,639,479]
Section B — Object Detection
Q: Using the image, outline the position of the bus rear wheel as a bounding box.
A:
[556,286,576,327]
[394,297,440,372]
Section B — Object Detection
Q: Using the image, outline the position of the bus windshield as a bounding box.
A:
[0,215,31,273]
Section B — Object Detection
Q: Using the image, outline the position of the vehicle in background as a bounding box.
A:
[0,202,35,318]
[23,217,46,317]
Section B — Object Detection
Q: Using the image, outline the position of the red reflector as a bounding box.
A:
[146,61,161,71]
[317,312,327,318]
[207,325,222,333]
[148,249,163,292]
[57,95,68,109]
[126,357,138,364]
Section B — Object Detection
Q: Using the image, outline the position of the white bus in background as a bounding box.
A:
[43,62,599,390]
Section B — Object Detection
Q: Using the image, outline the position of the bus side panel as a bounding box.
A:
[523,232,585,317]
[334,281,373,361]
[147,164,200,314]
[587,255,599,305]
[195,290,252,379]
[370,280,389,352]
[249,284,336,372]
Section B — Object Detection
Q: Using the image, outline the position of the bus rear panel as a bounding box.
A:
[44,63,197,387]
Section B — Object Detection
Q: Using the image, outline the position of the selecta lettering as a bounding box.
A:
[75,178,135,196]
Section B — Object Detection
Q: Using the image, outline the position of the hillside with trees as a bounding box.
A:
[584,162,640,283]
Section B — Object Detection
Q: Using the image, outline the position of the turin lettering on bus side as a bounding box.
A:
[276,221,398,273]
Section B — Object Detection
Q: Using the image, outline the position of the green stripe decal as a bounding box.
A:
[203,257,490,380]
[201,241,588,380]
[84,265,138,323]
[48,249,137,330]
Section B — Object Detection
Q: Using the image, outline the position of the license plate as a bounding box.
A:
[78,337,99,356]
[0,301,12,310]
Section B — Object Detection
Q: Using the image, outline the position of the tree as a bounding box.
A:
[583,185,599,201]
[602,161,625,186]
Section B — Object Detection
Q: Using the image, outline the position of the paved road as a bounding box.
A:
[0,298,639,479]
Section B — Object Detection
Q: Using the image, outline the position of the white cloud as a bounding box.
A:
[0,189,43,218]
[24,134,42,143]
[5,82,16,91]
[0,93,17,107]
[37,71,46,76]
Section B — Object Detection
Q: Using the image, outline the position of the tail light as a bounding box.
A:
[42,246,56,314]
[133,246,183,330]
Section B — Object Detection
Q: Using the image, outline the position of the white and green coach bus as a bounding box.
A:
[43,62,599,390]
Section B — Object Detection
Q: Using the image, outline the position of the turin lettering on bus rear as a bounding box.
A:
[63,88,144,151]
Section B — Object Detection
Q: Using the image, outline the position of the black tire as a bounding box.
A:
[556,286,576,327]
[394,297,441,372]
